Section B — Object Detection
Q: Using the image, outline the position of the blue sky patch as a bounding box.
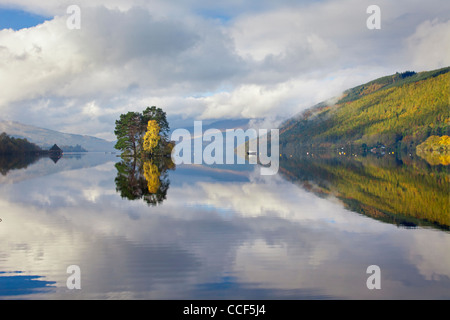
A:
[195,9,232,23]
[0,8,51,30]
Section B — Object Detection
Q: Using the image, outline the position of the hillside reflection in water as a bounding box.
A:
[0,152,448,299]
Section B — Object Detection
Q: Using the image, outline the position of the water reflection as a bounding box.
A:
[114,156,175,206]
[0,154,41,176]
[0,153,116,185]
[0,153,448,299]
[0,272,56,297]
[0,153,87,175]
[278,152,449,230]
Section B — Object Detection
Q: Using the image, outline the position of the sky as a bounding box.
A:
[0,0,449,141]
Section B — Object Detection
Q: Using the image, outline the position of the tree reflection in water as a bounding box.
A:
[278,152,449,230]
[0,154,41,176]
[114,156,175,206]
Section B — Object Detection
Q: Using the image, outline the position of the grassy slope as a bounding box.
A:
[279,67,450,152]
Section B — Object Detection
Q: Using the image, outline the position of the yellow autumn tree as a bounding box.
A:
[143,120,160,154]
[143,160,160,193]
[416,135,450,165]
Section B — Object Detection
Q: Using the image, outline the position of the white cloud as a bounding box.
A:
[0,0,448,138]
[2,161,449,298]
[405,19,450,70]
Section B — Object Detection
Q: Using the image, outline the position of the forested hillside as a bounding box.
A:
[0,132,43,155]
[279,67,450,153]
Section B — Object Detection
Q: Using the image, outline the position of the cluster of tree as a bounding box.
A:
[279,67,450,152]
[114,106,173,158]
[113,106,176,204]
[0,132,43,155]
[114,156,175,206]
[416,135,450,165]
[416,135,450,152]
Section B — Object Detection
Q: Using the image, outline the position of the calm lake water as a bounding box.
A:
[0,152,449,299]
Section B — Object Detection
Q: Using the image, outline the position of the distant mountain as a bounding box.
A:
[279,66,450,154]
[0,120,116,152]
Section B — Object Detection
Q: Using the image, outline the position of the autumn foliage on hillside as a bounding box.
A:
[279,67,450,152]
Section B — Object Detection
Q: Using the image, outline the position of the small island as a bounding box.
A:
[113,106,175,206]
